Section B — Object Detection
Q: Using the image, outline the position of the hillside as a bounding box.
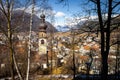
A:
[0,10,57,33]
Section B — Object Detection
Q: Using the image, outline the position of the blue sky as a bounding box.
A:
[16,0,120,31]
[17,0,88,31]
[47,0,83,27]
[48,0,82,14]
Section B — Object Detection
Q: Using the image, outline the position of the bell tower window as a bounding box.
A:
[41,39,44,44]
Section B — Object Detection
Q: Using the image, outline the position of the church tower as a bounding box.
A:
[38,14,47,55]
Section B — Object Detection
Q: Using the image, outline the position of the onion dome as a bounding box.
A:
[39,14,47,32]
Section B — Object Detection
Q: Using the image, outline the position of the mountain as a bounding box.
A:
[0,10,57,33]
[55,25,70,32]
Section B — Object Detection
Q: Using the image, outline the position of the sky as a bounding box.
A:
[47,0,120,31]
[12,0,120,31]
[16,0,98,31]
[47,0,83,28]
[16,0,90,31]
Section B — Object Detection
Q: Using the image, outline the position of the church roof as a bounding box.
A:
[39,14,47,32]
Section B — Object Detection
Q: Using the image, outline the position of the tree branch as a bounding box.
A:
[110,41,120,47]
[112,1,120,10]
[110,24,120,33]
[90,0,97,4]
[0,0,8,18]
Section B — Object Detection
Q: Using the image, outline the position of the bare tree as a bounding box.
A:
[26,0,35,80]
[58,0,120,80]
[0,0,16,79]
[0,0,31,79]
[87,0,120,79]
[70,29,76,80]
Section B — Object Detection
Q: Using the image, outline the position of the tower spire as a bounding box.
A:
[39,13,47,32]
[38,13,47,55]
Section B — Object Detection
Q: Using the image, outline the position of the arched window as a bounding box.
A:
[41,39,44,44]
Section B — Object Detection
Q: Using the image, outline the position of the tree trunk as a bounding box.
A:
[9,43,14,80]
[101,53,108,80]
[8,17,14,80]
[71,30,76,80]
[26,0,34,80]
[96,0,109,79]
[101,1,112,80]
[13,52,23,80]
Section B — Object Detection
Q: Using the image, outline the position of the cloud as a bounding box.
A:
[55,12,65,17]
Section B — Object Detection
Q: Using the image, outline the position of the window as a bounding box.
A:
[41,39,44,44]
